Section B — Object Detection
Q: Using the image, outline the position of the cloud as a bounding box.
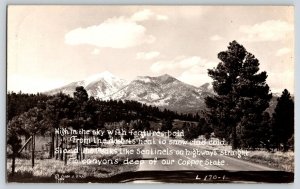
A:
[210,34,223,41]
[239,20,293,42]
[91,48,100,55]
[65,9,168,49]
[131,9,168,22]
[267,71,294,94]
[177,58,217,86]
[136,51,160,60]
[151,56,215,73]
[65,9,168,48]
[65,17,155,48]
[151,60,173,73]
[156,14,168,21]
[151,56,195,73]
[150,56,217,86]
[131,9,154,21]
[276,47,291,56]
[178,70,213,87]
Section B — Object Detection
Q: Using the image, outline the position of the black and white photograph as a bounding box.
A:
[6,5,294,183]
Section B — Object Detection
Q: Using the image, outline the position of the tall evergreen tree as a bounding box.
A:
[21,107,46,167]
[7,117,23,176]
[198,118,213,139]
[73,86,89,160]
[45,93,74,158]
[72,86,90,130]
[272,89,294,151]
[182,122,200,141]
[161,118,173,132]
[205,41,272,149]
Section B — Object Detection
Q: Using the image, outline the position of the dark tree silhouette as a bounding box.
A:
[272,89,294,151]
[45,93,74,158]
[7,117,23,176]
[182,122,199,141]
[161,118,173,132]
[205,41,272,149]
[73,87,89,160]
[198,118,213,139]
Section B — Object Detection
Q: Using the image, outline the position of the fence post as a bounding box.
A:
[31,134,35,168]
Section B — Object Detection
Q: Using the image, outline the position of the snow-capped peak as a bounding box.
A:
[84,71,118,86]
[81,71,128,99]
[135,76,152,83]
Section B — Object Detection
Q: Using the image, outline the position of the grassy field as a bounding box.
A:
[7,145,143,183]
[242,150,294,172]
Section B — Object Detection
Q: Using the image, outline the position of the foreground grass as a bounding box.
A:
[242,150,294,172]
[7,145,143,183]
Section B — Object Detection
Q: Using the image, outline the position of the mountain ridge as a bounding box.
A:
[45,71,282,114]
[46,72,212,113]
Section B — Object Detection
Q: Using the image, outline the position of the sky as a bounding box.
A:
[7,6,294,94]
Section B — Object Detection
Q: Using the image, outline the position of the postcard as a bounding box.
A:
[6,5,294,183]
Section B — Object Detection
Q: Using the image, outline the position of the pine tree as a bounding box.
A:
[45,93,75,158]
[182,122,199,141]
[272,89,294,151]
[198,118,213,139]
[205,41,272,149]
[161,118,173,132]
[7,117,23,176]
[73,86,89,160]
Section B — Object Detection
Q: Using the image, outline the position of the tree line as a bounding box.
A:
[7,86,202,175]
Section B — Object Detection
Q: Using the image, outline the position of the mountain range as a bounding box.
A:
[46,71,282,114]
[46,71,214,113]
